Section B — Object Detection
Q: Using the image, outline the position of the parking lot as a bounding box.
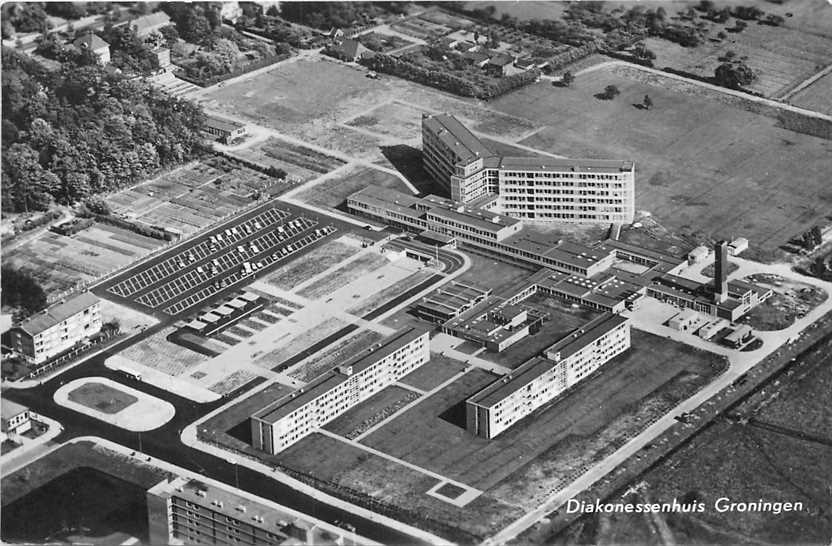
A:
[100,203,340,318]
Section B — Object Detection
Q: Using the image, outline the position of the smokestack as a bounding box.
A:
[714,240,729,303]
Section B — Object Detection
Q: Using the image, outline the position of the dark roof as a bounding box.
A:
[545,312,628,361]
[73,33,109,51]
[205,115,244,133]
[16,292,99,336]
[334,39,367,59]
[488,53,514,67]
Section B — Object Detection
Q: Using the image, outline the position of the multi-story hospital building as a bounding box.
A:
[422,113,635,224]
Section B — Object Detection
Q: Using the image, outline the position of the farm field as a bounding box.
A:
[106,160,287,237]
[229,137,346,182]
[790,70,832,115]
[493,65,832,261]
[641,20,832,98]
[359,330,726,507]
[294,165,411,211]
[323,385,421,439]
[557,334,832,546]
[259,236,361,291]
[3,223,164,295]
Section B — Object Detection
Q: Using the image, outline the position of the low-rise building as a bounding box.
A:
[724,324,753,348]
[9,292,102,364]
[442,297,546,352]
[688,245,709,265]
[668,308,708,333]
[204,115,247,144]
[252,328,430,453]
[647,274,772,321]
[73,33,110,65]
[413,281,491,323]
[330,38,370,62]
[147,476,364,546]
[729,237,749,255]
[698,318,729,340]
[466,313,630,439]
[1,400,32,437]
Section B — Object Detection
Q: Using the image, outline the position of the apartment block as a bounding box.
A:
[9,292,102,364]
[251,328,430,454]
[147,476,362,545]
[422,113,635,224]
[466,313,630,439]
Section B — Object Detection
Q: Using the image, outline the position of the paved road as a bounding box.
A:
[2,236,467,545]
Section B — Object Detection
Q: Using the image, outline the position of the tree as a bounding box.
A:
[561,71,574,87]
[266,5,279,17]
[1,265,47,316]
[643,94,653,109]
[599,84,620,100]
[714,60,756,89]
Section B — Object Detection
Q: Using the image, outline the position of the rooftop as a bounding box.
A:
[205,114,245,134]
[73,33,109,51]
[16,292,99,336]
[498,155,634,173]
[422,113,494,165]
[545,312,628,361]
[2,399,29,419]
[468,357,554,408]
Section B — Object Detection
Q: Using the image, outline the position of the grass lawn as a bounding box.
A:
[790,71,832,115]
[323,385,421,439]
[345,101,424,141]
[361,330,726,504]
[199,381,294,448]
[289,329,384,382]
[67,382,138,414]
[400,353,469,391]
[491,65,832,261]
[297,253,390,299]
[294,165,412,210]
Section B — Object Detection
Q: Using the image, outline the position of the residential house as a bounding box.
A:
[73,33,110,65]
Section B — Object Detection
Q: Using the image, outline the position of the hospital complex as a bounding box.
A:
[246,113,772,452]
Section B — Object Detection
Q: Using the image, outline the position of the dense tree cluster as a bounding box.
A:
[360,52,539,100]
[2,2,51,35]
[99,24,161,74]
[1,265,47,316]
[279,2,409,30]
[713,59,756,89]
[1,47,207,213]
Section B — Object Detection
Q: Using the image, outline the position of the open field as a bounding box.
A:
[294,165,411,211]
[493,65,832,261]
[346,269,436,317]
[324,386,421,439]
[488,294,601,368]
[229,137,346,182]
[297,253,390,300]
[345,101,424,141]
[3,224,164,295]
[67,382,138,414]
[400,353,469,392]
[260,236,361,291]
[252,317,349,370]
[790,70,832,115]
[289,329,384,382]
[642,20,832,98]
[107,160,285,237]
[360,330,725,505]
[120,326,208,376]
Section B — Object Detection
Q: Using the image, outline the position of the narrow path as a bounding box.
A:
[778,63,832,102]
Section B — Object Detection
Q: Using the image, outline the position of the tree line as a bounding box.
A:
[1,46,207,213]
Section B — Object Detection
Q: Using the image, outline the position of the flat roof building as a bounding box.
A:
[252,328,430,453]
[147,476,367,545]
[9,292,102,364]
[204,114,247,145]
[422,113,635,224]
[1,399,32,437]
[466,313,630,439]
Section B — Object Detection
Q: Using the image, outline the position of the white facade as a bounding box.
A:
[252,329,430,454]
[422,114,636,224]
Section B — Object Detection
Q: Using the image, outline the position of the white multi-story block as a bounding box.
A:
[251,328,430,454]
[422,113,636,224]
[9,292,102,364]
[466,313,630,439]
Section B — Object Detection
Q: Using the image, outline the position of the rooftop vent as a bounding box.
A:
[236,505,247,513]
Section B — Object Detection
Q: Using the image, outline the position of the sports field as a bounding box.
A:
[491,65,832,260]
[67,382,138,414]
[294,165,412,211]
